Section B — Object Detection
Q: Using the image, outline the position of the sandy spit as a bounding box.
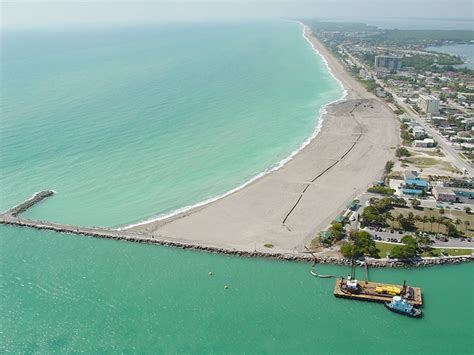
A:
[127,25,400,255]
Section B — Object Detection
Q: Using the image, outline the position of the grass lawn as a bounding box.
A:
[390,207,474,238]
[375,242,473,258]
[405,156,459,173]
[420,150,445,157]
[376,242,395,258]
[421,248,473,257]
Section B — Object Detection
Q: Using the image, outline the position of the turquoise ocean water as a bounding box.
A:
[1,21,340,227]
[1,226,473,353]
[1,21,473,353]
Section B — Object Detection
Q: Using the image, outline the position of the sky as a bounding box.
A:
[1,0,473,29]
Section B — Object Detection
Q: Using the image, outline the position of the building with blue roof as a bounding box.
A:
[404,179,429,190]
[401,188,424,196]
[401,178,429,196]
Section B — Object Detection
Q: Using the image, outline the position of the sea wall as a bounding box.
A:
[5,190,55,217]
[1,217,472,268]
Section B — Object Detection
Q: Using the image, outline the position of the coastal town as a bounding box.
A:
[1,21,472,268]
[3,0,474,351]
[308,21,474,261]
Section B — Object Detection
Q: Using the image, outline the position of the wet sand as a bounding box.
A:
[128,26,400,254]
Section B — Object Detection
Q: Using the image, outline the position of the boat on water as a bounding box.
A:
[384,296,422,318]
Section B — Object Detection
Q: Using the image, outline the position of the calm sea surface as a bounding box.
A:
[1,21,472,353]
[1,21,340,227]
[426,44,474,70]
[1,226,473,353]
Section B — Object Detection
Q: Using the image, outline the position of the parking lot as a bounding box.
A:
[363,226,473,249]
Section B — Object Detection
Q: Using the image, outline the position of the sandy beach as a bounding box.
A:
[127,25,400,254]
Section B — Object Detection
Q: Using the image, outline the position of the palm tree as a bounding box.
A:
[421,216,429,233]
[385,213,394,229]
[455,219,462,233]
[414,215,422,231]
[397,214,404,231]
[437,216,447,236]
[444,218,454,238]
[429,216,437,233]
[464,220,470,232]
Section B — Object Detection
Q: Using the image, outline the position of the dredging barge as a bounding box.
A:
[333,278,423,306]
[308,253,423,307]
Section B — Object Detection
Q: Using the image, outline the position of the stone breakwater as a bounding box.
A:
[4,190,55,217]
[1,215,472,268]
[1,191,472,268]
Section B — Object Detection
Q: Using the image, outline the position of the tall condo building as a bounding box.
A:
[374,55,403,72]
[418,95,440,114]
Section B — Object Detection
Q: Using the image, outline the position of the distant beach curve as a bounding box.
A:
[119,23,347,231]
[126,23,400,254]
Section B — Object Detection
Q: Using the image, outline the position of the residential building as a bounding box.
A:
[401,178,429,196]
[414,138,435,148]
[398,113,411,123]
[418,95,440,114]
[453,188,474,199]
[374,55,402,72]
[412,125,426,139]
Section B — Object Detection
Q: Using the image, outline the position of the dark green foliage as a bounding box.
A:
[329,222,345,241]
[384,160,394,175]
[411,199,421,209]
[340,231,379,259]
[361,197,407,228]
[367,186,395,195]
[390,235,418,259]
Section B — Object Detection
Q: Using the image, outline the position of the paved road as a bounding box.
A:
[393,97,474,176]
[341,44,473,175]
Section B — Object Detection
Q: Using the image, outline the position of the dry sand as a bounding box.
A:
[128,26,400,254]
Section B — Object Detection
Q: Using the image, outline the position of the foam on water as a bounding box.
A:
[1,21,341,227]
[120,23,346,230]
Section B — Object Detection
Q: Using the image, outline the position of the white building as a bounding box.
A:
[412,125,426,139]
[398,113,411,123]
[414,138,435,148]
[418,95,440,115]
[432,186,458,203]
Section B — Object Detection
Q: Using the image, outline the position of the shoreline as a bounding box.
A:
[120,22,346,231]
[1,218,472,268]
[126,23,400,253]
[4,22,443,266]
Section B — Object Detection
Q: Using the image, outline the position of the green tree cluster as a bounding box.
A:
[329,222,345,242]
[384,160,394,176]
[390,235,418,259]
[367,186,395,195]
[340,231,379,259]
[361,197,406,228]
[411,198,421,209]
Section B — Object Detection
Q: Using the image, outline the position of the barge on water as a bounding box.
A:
[333,278,423,306]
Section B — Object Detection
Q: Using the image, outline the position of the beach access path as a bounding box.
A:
[126,26,400,254]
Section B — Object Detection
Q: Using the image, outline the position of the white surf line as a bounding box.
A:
[118,21,348,231]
